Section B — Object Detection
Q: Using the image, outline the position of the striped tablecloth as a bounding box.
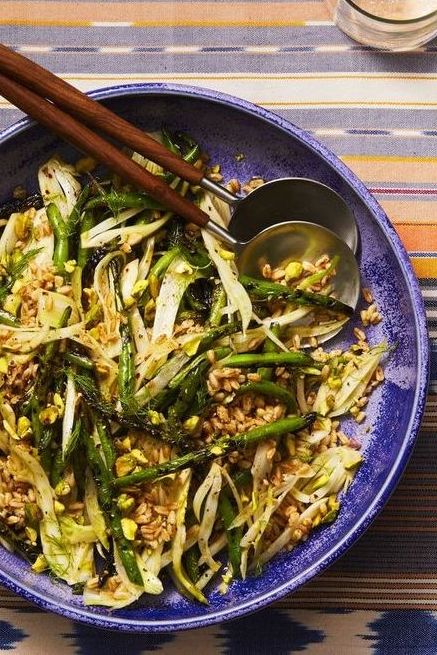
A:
[1,1,437,652]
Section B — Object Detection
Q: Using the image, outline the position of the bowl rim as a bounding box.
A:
[0,82,430,632]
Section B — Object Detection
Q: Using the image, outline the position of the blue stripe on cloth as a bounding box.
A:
[0,25,427,49]
[62,623,175,654]
[2,50,435,75]
[3,107,437,136]
[0,620,27,651]
[0,26,350,48]
[309,137,437,158]
[364,611,437,655]
[217,608,325,655]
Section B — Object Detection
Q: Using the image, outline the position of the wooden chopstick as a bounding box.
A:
[0,71,210,228]
[0,44,203,186]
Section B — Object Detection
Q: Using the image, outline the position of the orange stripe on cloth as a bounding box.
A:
[394,225,437,252]
[379,200,437,225]
[0,1,329,26]
[410,257,437,278]
[341,155,437,184]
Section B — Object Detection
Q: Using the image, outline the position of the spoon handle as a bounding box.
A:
[0,44,238,205]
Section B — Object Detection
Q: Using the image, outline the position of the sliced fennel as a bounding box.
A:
[37,291,79,328]
[38,157,81,219]
[61,374,77,459]
[171,469,207,604]
[84,472,109,550]
[152,256,200,341]
[313,343,387,417]
[199,193,252,333]
[82,217,169,249]
[11,446,71,581]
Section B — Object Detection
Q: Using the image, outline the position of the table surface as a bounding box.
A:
[0,0,437,652]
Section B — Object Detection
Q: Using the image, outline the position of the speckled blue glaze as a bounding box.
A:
[0,84,429,632]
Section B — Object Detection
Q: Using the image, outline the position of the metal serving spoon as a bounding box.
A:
[201,175,361,324]
[0,44,360,321]
[203,175,359,254]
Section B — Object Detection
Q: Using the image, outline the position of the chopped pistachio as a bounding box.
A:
[115,453,136,478]
[64,259,77,274]
[115,435,131,453]
[148,410,163,426]
[117,494,135,514]
[17,416,32,439]
[327,376,342,391]
[31,554,48,573]
[183,416,200,432]
[326,394,336,409]
[123,296,136,309]
[3,294,20,315]
[296,446,312,463]
[55,479,71,497]
[54,500,65,515]
[342,450,362,470]
[131,448,148,465]
[39,405,59,425]
[121,517,138,541]
[53,393,65,416]
[218,248,235,261]
[210,445,224,456]
[285,261,303,281]
[0,357,8,374]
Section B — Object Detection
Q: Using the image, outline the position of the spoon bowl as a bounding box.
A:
[237,220,361,343]
[238,220,360,308]
[228,177,359,254]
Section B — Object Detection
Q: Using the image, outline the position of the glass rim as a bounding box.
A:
[344,0,437,25]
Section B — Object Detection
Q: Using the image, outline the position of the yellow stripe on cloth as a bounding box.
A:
[380,200,437,225]
[411,258,437,279]
[342,156,437,184]
[0,1,329,26]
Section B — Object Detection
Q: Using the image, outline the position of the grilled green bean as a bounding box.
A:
[46,203,69,270]
[113,414,316,488]
[219,492,242,575]
[118,321,135,407]
[221,351,317,369]
[240,272,353,317]
[235,380,297,414]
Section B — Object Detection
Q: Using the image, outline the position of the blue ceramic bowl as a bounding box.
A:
[0,84,429,632]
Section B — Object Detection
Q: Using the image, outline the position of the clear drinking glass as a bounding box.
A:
[325,0,437,51]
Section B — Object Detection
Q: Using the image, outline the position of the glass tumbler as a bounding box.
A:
[325,0,437,51]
